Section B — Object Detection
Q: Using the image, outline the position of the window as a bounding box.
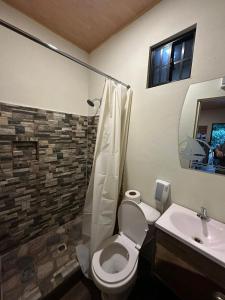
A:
[147,28,196,88]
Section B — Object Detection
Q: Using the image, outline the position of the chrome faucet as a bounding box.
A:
[197,207,209,221]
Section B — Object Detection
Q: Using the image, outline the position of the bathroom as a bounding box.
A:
[0,0,225,299]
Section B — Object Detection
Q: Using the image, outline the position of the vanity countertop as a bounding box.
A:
[155,203,225,268]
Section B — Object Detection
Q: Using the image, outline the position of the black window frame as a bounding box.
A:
[147,27,196,88]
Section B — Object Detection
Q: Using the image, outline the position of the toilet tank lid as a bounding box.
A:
[138,202,160,224]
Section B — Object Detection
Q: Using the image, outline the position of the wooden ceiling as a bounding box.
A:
[3,0,160,52]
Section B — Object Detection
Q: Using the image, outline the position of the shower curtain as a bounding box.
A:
[77,79,132,277]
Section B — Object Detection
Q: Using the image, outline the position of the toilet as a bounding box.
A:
[91,199,160,300]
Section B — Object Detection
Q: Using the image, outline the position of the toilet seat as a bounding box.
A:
[92,234,139,284]
[91,200,150,298]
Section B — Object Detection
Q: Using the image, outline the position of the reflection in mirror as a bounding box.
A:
[179,77,225,175]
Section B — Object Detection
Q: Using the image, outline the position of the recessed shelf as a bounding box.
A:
[12,141,39,168]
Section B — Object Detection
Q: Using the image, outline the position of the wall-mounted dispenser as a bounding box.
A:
[155,179,170,213]
[221,77,225,90]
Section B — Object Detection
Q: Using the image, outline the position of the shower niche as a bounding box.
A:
[12,140,39,169]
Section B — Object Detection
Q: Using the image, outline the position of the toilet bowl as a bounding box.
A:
[91,199,160,300]
[91,234,138,299]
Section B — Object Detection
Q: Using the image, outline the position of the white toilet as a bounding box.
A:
[91,199,160,300]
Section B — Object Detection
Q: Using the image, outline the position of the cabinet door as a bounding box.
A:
[154,230,225,300]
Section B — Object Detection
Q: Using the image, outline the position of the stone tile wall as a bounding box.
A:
[0,102,98,255]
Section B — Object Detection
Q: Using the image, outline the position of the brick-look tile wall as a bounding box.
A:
[0,102,98,255]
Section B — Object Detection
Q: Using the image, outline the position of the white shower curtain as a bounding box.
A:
[76,79,132,277]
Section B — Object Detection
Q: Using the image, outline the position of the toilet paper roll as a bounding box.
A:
[125,190,141,203]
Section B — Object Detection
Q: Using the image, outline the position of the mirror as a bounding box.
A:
[179,77,225,175]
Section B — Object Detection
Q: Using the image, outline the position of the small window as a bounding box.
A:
[147,28,196,88]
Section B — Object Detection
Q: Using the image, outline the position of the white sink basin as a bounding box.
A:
[156,204,225,267]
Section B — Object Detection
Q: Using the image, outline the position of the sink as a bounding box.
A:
[156,204,225,267]
[170,211,225,249]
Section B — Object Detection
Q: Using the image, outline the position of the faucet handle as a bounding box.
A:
[200,206,207,214]
[197,207,209,221]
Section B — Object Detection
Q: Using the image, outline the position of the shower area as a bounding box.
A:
[0,18,130,300]
[0,103,99,300]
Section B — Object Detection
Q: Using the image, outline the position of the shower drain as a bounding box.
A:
[58,243,67,253]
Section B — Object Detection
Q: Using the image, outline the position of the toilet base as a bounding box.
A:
[101,284,134,300]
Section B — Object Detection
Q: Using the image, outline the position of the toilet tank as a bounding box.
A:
[137,201,160,264]
[137,202,160,225]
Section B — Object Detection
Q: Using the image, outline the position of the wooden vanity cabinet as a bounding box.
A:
[154,229,225,300]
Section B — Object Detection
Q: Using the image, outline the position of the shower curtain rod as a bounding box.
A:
[0,19,130,89]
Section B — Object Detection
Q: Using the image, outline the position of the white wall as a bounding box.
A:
[0,1,89,115]
[89,0,225,222]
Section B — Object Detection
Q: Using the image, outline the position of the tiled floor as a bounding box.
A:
[1,218,83,300]
[60,277,101,300]
[128,257,180,300]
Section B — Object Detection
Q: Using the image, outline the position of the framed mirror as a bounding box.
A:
[179,77,225,175]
